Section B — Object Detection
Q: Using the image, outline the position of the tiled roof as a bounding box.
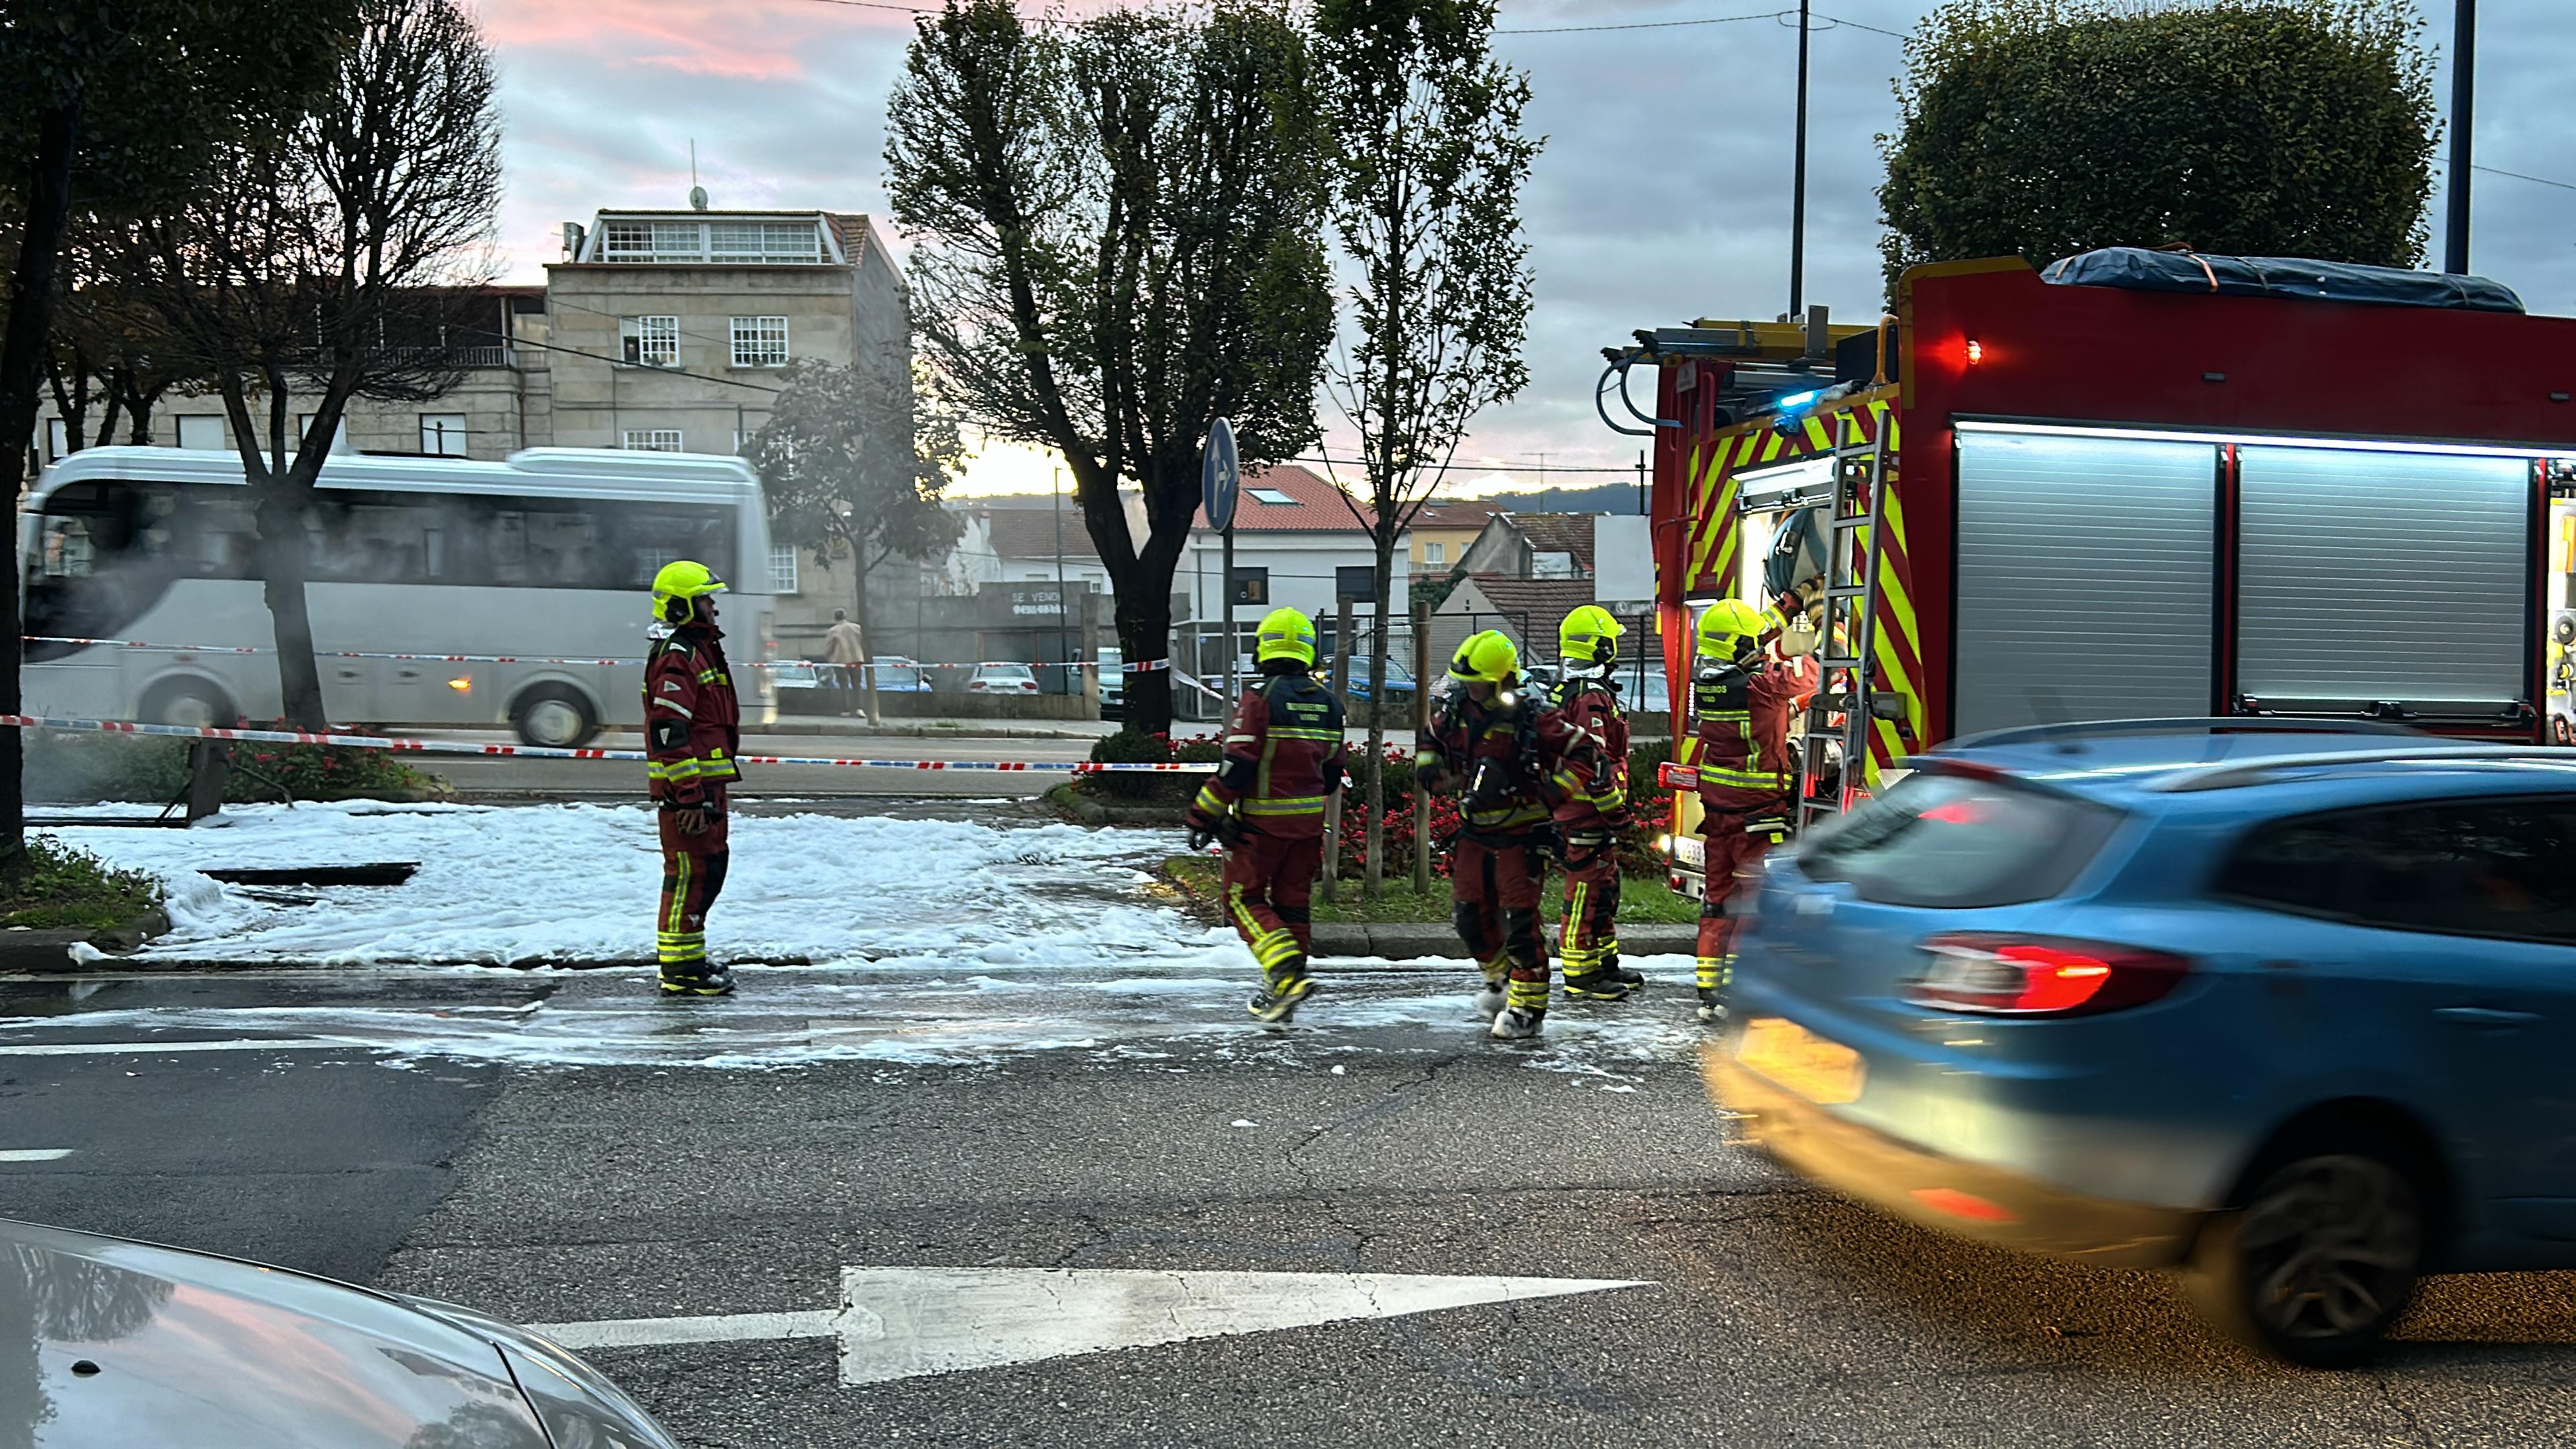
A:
[1505,513,1596,568]
[1194,464,1377,533]
[983,508,1100,563]
[1446,575,1598,626]
[1411,498,1507,533]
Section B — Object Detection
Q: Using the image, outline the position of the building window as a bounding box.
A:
[730,316,790,368]
[1424,541,1444,566]
[419,414,469,456]
[619,315,679,366]
[600,221,654,260]
[1246,487,1296,505]
[623,429,684,451]
[294,415,353,455]
[712,222,823,264]
[44,419,67,462]
[176,415,225,451]
[767,543,800,594]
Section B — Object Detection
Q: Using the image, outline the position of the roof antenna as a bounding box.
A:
[688,140,708,212]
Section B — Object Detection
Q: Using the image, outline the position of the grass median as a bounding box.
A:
[1159,854,1695,926]
[2,838,164,932]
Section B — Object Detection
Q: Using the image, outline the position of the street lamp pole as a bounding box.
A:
[1053,465,1069,696]
[2444,0,2477,274]
[1789,0,1811,317]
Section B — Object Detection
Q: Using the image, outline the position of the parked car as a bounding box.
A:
[1,1216,678,1447]
[869,655,930,692]
[1096,647,1124,719]
[966,662,1040,696]
[1709,720,2576,1366]
[1333,654,1417,702]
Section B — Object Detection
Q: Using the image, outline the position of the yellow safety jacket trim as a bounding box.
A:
[1241,796,1328,816]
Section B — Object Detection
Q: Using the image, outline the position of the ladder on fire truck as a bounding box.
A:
[1796,410,1893,830]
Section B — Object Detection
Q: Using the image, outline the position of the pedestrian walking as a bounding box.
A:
[1548,606,1641,1003]
[1417,630,1601,1041]
[1690,598,1817,1024]
[822,608,868,717]
[1186,608,1348,1024]
[646,560,743,998]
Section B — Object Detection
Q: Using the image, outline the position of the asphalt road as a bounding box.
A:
[5,966,2575,1448]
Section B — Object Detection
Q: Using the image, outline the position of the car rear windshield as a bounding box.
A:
[1795,769,2125,908]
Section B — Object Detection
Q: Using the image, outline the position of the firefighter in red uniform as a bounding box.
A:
[1691,598,1817,1024]
[645,560,743,998]
[1419,630,1601,1040]
[1548,606,1641,1002]
[1187,607,1348,1024]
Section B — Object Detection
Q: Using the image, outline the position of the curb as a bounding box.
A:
[0,906,172,974]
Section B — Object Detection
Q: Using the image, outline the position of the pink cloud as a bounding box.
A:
[484,0,916,82]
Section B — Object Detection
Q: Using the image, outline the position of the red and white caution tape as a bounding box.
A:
[26,636,1128,672]
[4,714,1216,773]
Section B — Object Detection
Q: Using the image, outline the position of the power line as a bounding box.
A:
[1813,11,1907,39]
[1496,7,1784,35]
[2475,164,2576,195]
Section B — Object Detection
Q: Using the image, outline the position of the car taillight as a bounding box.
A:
[1909,934,2190,1017]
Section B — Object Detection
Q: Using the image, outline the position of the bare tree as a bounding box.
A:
[888,0,1333,736]
[0,0,352,867]
[134,0,501,728]
[48,219,195,451]
[1313,0,1538,896]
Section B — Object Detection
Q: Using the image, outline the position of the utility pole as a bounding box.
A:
[1789,0,1812,317]
[2444,0,2477,274]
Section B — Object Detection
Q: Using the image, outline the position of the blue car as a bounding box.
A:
[1709,720,2576,1366]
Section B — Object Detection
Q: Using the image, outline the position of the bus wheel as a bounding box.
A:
[138,678,237,731]
[511,686,599,749]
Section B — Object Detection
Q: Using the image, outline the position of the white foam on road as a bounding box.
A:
[47,803,1183,969]
[25,806,1713,1075]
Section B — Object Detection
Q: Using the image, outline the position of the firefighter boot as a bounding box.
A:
[659,963,736,998]
[1491,969,1550,1040]
[1562,951,1639,1002]
[1470,953,1510,1020]
[1695,955,1731,1024]
[1248,961,1316,1024]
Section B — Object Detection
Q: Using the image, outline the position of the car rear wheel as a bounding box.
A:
[2184,1146,2424,1367]
[511,685,599,749]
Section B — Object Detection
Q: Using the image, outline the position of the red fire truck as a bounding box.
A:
[1601,252,2576,894]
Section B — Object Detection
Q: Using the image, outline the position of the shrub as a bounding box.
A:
[1,836,162,930]
[230,737,435,802]
[1079,730,1222,803]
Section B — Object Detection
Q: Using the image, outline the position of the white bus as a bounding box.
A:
[23,445,778,747]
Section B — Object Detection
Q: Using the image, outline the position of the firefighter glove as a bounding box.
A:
[671,804,713,837]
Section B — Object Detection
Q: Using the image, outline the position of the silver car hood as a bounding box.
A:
[0,1216,548,1448]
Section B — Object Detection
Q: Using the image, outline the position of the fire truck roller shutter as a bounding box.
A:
[2236,446,2529,714]
[1953,431,2218,737]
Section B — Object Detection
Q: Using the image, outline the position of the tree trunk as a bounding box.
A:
[0,98,82,867]
[1362,531,1397,898]
[1112,586,1176,737]
[252,484,331,729]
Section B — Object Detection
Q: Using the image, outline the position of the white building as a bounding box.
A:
[1181,464,1409,628]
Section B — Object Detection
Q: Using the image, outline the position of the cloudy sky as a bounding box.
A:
[481,0,2576,498]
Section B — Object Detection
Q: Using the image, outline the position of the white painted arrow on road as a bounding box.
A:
[532,1267,1651,1386]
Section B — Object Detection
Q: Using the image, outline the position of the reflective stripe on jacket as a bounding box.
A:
[1549,679,1631,830]
[1191,674,1348,841]
[645,627,743,805]
[1692,655,1811,804]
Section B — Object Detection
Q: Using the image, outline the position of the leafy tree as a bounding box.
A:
[888,0,1334,736]
[749,356,965,722]
[0,0,355,866]
[131,0,502,729]
[1313,0,1538,896]
[1878,0,2438,294]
